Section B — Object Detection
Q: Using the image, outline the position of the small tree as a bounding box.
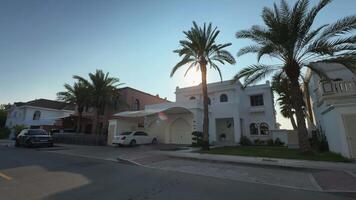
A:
[57,81,90,133]
[74,70,123,134]
[271,74,298,130]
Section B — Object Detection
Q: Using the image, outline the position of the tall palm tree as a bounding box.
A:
[234,0,356,152]
[271,74,298,130]
[57,81,90,133]
[171,22,236,150]
[74,70,123,135]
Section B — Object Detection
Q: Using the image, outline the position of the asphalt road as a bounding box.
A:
[0,146,354,200]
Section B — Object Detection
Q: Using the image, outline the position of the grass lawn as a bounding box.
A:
[200,146,351,162]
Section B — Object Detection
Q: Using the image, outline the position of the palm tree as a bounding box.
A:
[271,74,298,130]
[171,22,236,150]
[234,0,356,152]
[57,81,90,133]
[74,70,123,135]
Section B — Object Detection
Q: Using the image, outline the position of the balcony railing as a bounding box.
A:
[319,80,356,97]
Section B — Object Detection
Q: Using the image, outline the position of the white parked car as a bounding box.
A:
[113,131,157,146]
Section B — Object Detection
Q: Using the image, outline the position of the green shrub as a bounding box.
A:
[267,139,274,146]
[310,130,329,152]
[12,125,27,137]
[240,136,252,146]
[192,131,203,147]
[254,139,265,145]
[0,127,11,139]
[274,138,284,146]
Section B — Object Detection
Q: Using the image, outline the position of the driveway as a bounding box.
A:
[38,143,186,162]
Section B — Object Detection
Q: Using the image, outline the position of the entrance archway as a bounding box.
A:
[170,118,191,144]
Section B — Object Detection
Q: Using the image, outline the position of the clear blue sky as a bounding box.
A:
[0,0,355,129]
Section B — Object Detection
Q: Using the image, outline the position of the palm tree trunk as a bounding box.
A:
[289,114,297,130]
[289,76,311,153]
[101,104,109,135]
[91,107,98,135]
[200,62,210,150]
[77,111,82,133]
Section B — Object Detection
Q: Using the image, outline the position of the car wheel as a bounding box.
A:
[48,143,54,147]
[130,140,136,147]
[152,138,157,144]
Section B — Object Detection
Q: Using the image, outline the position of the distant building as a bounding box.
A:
[304,62,356,158]
[67,87,170,134]
[5,99,75,130]
[108,80,277,145]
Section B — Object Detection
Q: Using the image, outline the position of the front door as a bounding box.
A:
[343,114,356,158]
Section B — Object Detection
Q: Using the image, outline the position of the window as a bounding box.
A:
[260,123,269,135]
[220,94,228,102]
[133,99,140,111]
[208,98,211,105]
[27,129,47,135]
[250,95,264,106]
[134,132,148,136]
[33,111,41,120]
[249,123,258,135]
[189,96,196,100]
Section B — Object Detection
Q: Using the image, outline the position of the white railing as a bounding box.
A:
[319,80,356,97]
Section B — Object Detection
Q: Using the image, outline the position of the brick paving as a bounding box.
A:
[313,171,356,192]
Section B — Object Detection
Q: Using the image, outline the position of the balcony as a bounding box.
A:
[249,105,265,113]
[317,80,356,103]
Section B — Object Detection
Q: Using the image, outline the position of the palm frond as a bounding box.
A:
[233,64,281,87]
[319,15,356,39]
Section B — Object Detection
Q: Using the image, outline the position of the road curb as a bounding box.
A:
[160,152,356,171]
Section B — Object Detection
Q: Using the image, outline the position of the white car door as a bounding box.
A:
[142,132,151,144]
[133,132,143,144]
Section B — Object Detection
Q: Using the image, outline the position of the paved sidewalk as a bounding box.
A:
[159,151,356,171]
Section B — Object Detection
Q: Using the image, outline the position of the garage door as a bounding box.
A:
[170,118,191,144]
[343,114,356,158]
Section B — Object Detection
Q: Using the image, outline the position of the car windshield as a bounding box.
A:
[27,130,47,135]
[120,132,132,135]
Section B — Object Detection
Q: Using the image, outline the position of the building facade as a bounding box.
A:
[305,62,356,158]
[5,99,74,130]
[108,80,277,145]
[71,87,170,134]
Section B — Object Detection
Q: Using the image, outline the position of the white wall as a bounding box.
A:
[175,80,276,144]
[6,106,73,128]
[306,63,356,158]
[320,105,356,158]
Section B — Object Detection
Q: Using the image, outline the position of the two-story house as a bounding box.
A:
[304,62,356,158]
[5,99,75,130]
[108,80,276,145]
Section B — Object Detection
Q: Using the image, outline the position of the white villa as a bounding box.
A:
[5,99,74,130]
[108,80,277,145]
[305,62,356,158]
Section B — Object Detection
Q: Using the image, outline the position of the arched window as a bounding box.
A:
[33,111,41,120]
[260,123,269,135]
[220,94,228,102]
[189,96,196,100]
[133,99,140,111]
[208,97,211,105]
[249,123,258,135]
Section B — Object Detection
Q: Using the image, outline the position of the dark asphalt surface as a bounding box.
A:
[0,146,354,200]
